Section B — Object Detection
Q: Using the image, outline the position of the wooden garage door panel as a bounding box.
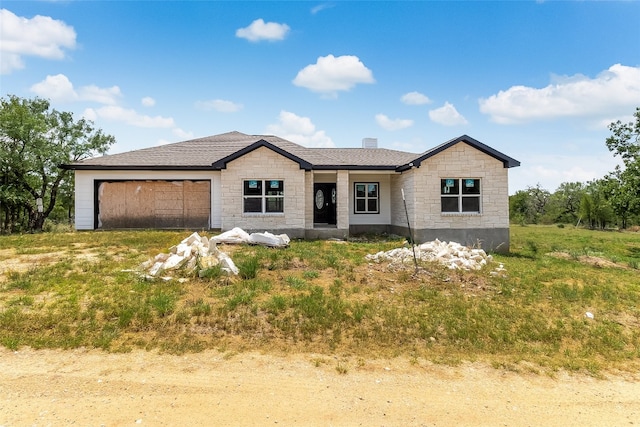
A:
[98,180,210,229]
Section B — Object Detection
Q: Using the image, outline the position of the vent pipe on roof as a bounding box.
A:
[362,137,378,149]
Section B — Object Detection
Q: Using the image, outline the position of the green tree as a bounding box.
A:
[509,184,551,224]
[544,182,585,224]
[580,179,614,230]
[0,95,115,232]
[605,107,640,228]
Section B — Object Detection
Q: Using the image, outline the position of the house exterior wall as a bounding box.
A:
[220,147,307,237]
[393,142,510,251]
[390,170,415,230]
[348,174,391,233]
[74,170,220,230]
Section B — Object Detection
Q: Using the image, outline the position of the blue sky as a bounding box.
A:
[2,1,639,194]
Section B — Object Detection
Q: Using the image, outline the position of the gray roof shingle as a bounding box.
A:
[62,131,519,170]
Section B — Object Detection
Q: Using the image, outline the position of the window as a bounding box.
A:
[441,178,481,213]
[354,182,379,214]
[243,180,284,213]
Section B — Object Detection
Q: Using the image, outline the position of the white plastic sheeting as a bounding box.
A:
[212,227,290,248]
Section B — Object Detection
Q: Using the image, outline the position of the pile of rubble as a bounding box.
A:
[138,228,291,280]
[366,239,503,272]
[139,232,239,278]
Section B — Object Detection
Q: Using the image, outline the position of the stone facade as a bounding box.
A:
[389,142,511,251]
[220,147,307,237]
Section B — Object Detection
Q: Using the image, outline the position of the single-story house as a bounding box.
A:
[62,131,520,251]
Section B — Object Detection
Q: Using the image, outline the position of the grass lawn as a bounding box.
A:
[1,225,638,375]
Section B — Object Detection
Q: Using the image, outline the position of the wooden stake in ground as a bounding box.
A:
[401,188,418,273]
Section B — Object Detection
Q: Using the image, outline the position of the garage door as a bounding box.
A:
[97,180,210,229]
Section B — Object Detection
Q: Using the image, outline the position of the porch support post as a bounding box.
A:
[336,170,349,233]
[304,171,314,230]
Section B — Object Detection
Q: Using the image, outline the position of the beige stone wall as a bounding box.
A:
[220,147,306,231]
[413,142,509,230]
[304,171,314,230]
[336,170,350,232]
[390,170,415,227]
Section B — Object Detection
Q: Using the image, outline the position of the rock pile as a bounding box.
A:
[140,232,238,278]
[366,239,496,271]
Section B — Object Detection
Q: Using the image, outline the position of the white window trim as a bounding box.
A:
[440,178,482,214]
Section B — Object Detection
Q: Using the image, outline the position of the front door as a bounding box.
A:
[313,183,337,225]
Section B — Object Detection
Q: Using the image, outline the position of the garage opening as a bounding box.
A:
[96,180,211,229]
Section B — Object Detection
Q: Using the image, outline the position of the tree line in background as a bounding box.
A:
[510,107,640,230]
[1,95,639,233]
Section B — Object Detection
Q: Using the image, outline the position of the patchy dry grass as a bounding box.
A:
[0,226,639,375]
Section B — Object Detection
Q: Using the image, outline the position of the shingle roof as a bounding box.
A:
[61,131,519,171]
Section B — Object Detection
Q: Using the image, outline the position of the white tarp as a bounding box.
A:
[212,227,290,248]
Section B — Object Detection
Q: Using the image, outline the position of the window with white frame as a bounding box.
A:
[243,180,284,213]
[441,178,481,213]
[354,182,379,214]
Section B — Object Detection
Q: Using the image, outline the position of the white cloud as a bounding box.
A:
[479,64,640,124]
[195,99,243,113]
[401,91,431,105]
[236,19,290,42]
[30,74,121,105]
[78,84,121,105]
[293,54,375,96]
[141,97,155,107]
[0,9,76,74]
[311,3,335,14]
[83,105,175,128]
[172,127,194,139]
[30,74,77,102]
[266,110,335,148]
[510,153,622,193]
[429,102,468,126]
[375,113,413,131]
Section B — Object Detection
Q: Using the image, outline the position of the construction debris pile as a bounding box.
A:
[212,227,290,248]
[366,239,503,272]
[138,228,291,280]
[139,232,239,278]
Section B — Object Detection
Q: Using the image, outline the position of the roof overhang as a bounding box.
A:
[59,164,216,171]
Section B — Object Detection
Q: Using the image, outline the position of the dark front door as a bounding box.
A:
[313,183,337,225]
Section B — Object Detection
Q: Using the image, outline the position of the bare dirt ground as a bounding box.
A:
[1,348,638,427]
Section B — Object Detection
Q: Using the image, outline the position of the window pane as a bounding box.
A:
[244,180,262,196]
[441,197,459,212]
[462,179,480,195]
[441,179,459,195]
[367,184,378,197]
[462,197,480,212]
[355,184,365,198]
[266,180,284,196]
[266,197,284,213]
[356,199,366,212]
[367,199,378,213]
[244,197,262,212]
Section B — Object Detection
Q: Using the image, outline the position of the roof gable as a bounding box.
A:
[406,135,520,170]
[211,139,312,170]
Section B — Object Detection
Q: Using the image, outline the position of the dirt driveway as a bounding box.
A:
[1,348,638,426]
